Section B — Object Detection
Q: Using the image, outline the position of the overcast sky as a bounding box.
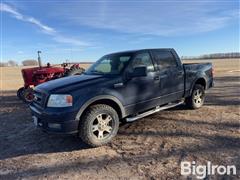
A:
[1,0,239,63]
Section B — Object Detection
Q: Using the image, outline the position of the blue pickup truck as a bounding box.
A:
[30,48,213,146]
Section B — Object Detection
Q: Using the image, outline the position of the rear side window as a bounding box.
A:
[153,50,177,69]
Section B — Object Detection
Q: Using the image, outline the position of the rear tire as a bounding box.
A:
[79,104,119,147]
[185,84,205,109]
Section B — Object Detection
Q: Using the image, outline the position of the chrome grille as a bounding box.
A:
[33,90,47,107]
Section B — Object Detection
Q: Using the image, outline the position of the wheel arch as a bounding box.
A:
[190,77,206,95]
[195,78,206,89]
[76,95,126,121]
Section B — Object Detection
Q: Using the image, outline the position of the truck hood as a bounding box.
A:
[35,74,105,93]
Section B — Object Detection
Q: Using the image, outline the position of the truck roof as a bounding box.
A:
[107,48,174,55]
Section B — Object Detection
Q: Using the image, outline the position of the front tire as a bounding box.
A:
[185,84,205,109]
[17,87,25,100]
[17,87,34,103]
[79,104,119,147]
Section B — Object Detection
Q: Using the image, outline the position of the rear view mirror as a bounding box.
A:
[130,66,147,78]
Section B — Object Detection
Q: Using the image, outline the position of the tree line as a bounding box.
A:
[0,60,38,67]
[181,52,240,60]
[1,52,240,67]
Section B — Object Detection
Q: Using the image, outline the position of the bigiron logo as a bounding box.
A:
[181,161,237,179]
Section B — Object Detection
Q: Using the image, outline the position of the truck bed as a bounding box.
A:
[183,62,213,96]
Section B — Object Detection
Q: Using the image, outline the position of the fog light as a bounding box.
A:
[48,123,61,129]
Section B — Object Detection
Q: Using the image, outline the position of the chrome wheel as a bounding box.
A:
[193,89,203,105]
[92,114,113,140]
[185,84,205,109]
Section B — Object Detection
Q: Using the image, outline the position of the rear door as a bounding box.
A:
[151,49,184,104]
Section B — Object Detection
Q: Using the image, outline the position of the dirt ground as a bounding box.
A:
[0,59,239,179]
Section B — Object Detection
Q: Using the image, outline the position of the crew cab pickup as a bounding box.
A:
[30,49,213,147]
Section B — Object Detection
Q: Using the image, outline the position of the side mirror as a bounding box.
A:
[130,66,147,78]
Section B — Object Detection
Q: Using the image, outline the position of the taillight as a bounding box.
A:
[211,68,214,77]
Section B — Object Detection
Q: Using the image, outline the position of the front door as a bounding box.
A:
[119,51,160,113]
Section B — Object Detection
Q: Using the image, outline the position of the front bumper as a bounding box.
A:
[30,105,79,134]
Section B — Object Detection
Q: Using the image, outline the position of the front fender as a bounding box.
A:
[75,95,126,120]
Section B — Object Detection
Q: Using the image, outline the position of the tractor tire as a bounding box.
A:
[79,104,119,147]
[66,67,85,76]
[185,84,205,109]
[17,87,25,100]
[17,87,34,103]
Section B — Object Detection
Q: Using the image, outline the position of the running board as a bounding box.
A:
[125,101,184,122]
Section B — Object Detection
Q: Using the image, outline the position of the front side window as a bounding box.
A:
[130,52,154,72]
[153,50,177,69]
[86,53,133,75]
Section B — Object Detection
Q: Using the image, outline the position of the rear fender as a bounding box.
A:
[190,76,207,94]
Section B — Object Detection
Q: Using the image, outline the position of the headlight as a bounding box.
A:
[47,94,73,107]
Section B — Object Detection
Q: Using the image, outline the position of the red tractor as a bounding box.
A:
[17,51,85,103]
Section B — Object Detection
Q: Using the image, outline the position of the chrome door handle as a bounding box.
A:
[114,83,124,88]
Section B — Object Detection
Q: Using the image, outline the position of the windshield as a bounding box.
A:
[85,53,133,75]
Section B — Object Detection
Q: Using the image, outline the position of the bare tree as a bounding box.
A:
[0,62,9,67]
[22,59,38,66]
[8,60,18,66]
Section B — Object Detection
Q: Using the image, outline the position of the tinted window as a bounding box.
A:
[130,52,154,72]
[86,53,132,75]
[153,50,177,69]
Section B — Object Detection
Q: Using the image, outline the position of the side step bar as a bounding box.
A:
[126,101,184,122]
